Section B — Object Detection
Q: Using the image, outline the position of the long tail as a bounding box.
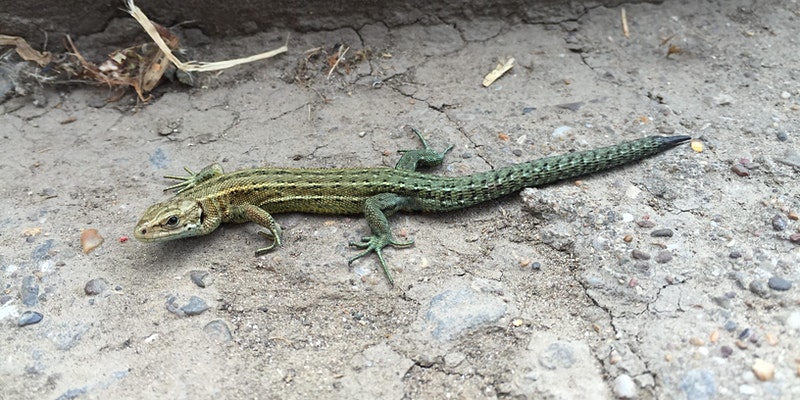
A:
[423,135,691,211]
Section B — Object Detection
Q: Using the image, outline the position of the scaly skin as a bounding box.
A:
[134,130,690,284]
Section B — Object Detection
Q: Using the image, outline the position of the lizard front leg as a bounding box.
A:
[349,193,415,285]
[163,163,225,194]
[230,204,283,255]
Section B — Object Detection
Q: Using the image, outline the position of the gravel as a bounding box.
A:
[651,228,674,238]
[21,275,39,306]
[18,311,43,326]
[767,276,791,291]
[84,278,109,295]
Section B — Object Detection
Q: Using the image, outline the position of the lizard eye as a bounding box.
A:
[166,216,180,226]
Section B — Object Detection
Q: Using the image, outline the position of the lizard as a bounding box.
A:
[134,129,690,284]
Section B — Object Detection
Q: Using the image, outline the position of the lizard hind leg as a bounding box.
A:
[348,192,415,285]
[395,128,453,171]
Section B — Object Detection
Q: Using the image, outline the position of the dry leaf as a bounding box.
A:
[0,35,52,66]
[482,57,514,87]
[81,228,105,254]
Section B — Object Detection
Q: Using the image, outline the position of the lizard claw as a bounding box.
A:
[163,164,224,194]
[255,230,282,255]
[348,234,414,285]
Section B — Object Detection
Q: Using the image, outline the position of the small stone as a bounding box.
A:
[84,278,109,295]
[771,215,788,231]
[18,311,43,326]
[735,340,748,349]
[776,131,788,142]
[720,345,733,358]
[21,275,39,306]
[749,332,759,344]
[637,219,656,228]
[203,320,232,342]
[190,270,210,288]
[788,211,799,221]
[623,235,633,242]
[689,337,704,346]
[749,280,770,298]
[765,333,778,346]
[712,296,732,309]
[767,276,791,291]
[723,320,737,332]
[731,164,750,177]
[655,251,673,264]
[709,330,719,343]
[181,296,210,316]
[751,359,775,381]
[728,250,742,259]
[780,91,791,99]
[650,228,674,238]
[631,249,651,260]
[738,328,751,340]
[613,374,637,399]
[790,233,800,244]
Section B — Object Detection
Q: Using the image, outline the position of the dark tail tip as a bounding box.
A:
[656,135,692,148]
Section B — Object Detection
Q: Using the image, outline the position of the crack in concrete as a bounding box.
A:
[220,110,241,137]
[574,272,620,337]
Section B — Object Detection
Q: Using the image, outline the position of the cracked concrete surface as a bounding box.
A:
[2,0,800,399]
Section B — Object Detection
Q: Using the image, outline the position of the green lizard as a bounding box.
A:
[134,130,690,284]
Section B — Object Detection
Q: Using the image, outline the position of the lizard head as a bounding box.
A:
[134,199,204,242]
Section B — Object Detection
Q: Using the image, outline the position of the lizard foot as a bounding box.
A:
[163,164,224,194]
[348,234,414,285]
[254,230,282,255]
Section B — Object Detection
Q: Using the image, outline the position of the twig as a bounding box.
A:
[326,46,349,79]
[621,8,630,38]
